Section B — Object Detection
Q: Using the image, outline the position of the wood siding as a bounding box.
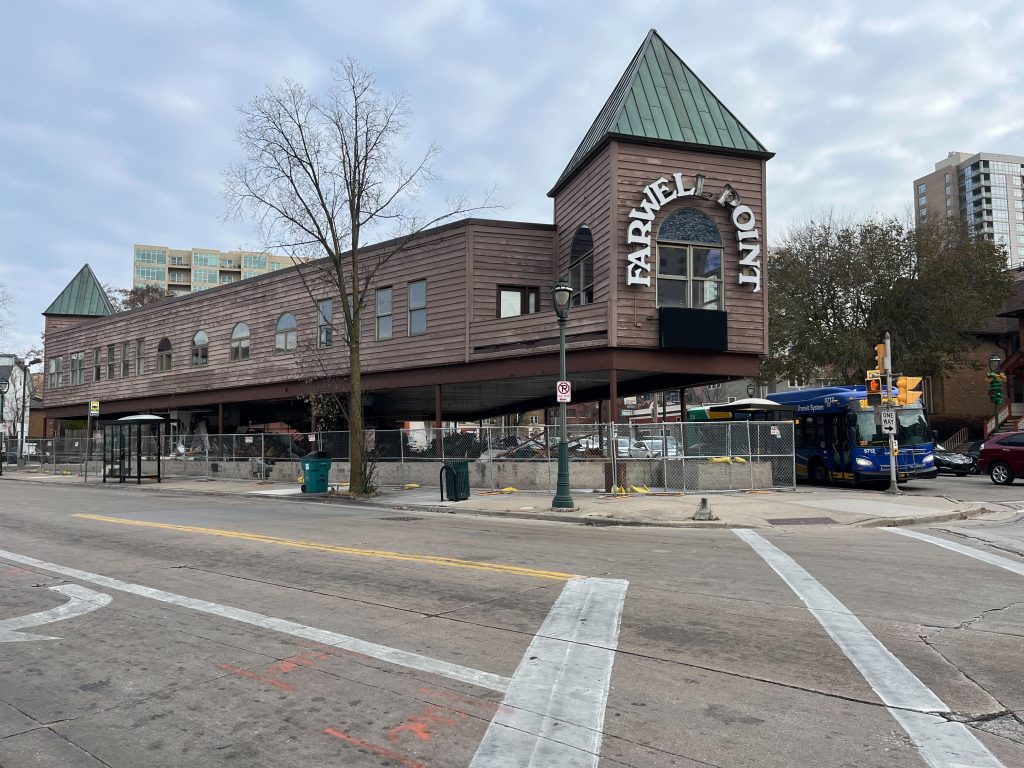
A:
[554,143,614,324]
[611,141,768,355]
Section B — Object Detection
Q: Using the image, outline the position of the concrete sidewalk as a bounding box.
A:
[1,467,1005,529]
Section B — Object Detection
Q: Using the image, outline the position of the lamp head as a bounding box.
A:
[988,353,1001,373]
[0,378,8,395]
[746,382,756,398]
[552,278,572,320]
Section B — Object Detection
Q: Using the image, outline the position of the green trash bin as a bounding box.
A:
[440,460,470,501]
[301,450,332,494]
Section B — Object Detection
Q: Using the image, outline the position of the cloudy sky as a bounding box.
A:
[2,0,1023,355]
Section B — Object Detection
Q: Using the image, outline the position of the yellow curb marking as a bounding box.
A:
[72,514,575,581]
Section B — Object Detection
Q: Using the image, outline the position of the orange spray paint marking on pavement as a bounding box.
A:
[388,705,466,743]
[218,663,294,691]
[324,727,428,768]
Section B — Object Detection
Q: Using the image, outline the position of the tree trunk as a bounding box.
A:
[348,340,365,492]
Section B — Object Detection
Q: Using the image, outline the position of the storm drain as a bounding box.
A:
[767,517,837,526]
[379,516,425,522]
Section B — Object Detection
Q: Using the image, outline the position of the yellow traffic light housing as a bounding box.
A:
[896,376,923,406]
[874,343,887,373]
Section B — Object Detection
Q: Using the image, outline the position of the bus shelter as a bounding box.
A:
[103,414,164,484]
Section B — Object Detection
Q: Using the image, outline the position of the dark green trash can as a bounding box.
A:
[301,450,332,494]
[440,460,470,501]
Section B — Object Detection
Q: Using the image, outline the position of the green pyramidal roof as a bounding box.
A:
[551,29,771,195]
[43,264,115,317]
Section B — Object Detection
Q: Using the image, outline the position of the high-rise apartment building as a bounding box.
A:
[914,151,1024,267]
[132,244,294,295]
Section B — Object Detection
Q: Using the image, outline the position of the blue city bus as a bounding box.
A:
[766,386,937,485]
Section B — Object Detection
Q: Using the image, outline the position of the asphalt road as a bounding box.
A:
[2,481,1024,767]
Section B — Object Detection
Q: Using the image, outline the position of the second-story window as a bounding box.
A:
[121,341,132,377]
[498,286,539,318]
[318,300,333,348]
[106,344,115,380]
[231,323,251,360]
[46,357,63,389]
[135,339,144,375]
[656,208,724,311]
[376,288,393,340]
[70,352,84,385]
[157,338,172,371]
[569,226,594,306]
[408,281,426,335]
[93,348,102,382]
[275,313,297,352]
[192,331,209,366]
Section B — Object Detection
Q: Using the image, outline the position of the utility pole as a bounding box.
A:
[884,332,900,496]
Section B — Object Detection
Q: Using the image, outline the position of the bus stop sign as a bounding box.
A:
[880,409,897,435]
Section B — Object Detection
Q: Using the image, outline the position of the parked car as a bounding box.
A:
[966,439,983,474]
[977,431,1024,484]
[933,443,975,476]
[629,438,679,458]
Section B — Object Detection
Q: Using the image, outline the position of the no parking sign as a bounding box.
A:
[556,380,572,403]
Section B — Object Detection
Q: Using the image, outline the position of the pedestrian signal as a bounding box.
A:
[866,376,883,406]
[896,376,923,406]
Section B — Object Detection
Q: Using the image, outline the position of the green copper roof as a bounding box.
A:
[43,264,115,317]
[551,29,770,195]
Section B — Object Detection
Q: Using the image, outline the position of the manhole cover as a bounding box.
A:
[767,517,837,526]
[380,516,424,522]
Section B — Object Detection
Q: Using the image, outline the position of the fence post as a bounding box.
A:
[747,421,754,489]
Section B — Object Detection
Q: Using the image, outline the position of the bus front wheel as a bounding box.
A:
[809,460,829,485]
[990,462,1014,485]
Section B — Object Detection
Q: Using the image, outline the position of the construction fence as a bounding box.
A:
[7,422,795,492]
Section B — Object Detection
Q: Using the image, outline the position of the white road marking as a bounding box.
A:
[734,529,1004,768]
[0,584,112,642]
[0,547,510,692]
[469,577,629,768]
[886,528,1024,577]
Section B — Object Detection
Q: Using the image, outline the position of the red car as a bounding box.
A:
[978,431,1024,484]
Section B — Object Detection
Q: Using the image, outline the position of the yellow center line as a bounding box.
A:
[72,514,575,581]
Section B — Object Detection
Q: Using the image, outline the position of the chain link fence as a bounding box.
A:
[4,422,794,491]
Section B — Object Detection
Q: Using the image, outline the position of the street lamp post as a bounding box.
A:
[551,278,575,509]
[989,353,1002,435]
[0,377,8,477]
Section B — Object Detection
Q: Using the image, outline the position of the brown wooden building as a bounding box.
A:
[40,30,773,436]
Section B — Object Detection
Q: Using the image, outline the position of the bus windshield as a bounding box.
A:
[854,408,931,447]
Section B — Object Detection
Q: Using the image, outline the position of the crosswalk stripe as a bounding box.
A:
[885,528,1024,577]
[735,529,1004,768]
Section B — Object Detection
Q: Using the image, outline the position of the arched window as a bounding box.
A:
[275,313,297,352]
[230,323,251,361]
[157,338,172,372]
[656,208,723,311]
[569,226,594,306]
[191,331,209,367]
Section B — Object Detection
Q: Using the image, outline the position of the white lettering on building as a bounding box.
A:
[625,173,761,292]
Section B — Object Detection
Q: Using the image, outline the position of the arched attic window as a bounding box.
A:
[191,331,209,367]
[156,338,172,371]
[569,226,594,306]
[275,313,298,352]
[230,323,251,361]
[656,208,723,311]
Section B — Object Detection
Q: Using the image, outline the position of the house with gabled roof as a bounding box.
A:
[39,30,773,438]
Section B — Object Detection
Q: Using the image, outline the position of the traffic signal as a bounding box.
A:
[895,376,923,406]
[866,375,883,406]
[874,343,887,373]
[988,372,1007,405]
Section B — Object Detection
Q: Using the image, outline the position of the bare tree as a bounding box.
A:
[225,59,494,493]
[0,283,12,344]
[104,284,172,313]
